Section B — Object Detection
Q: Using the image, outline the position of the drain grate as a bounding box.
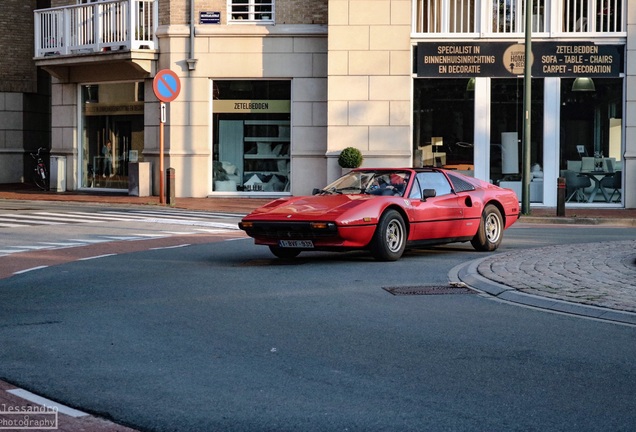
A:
[383,284,477,296]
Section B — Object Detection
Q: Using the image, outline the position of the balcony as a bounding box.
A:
[34,0,158,80]
[413,0,625,37]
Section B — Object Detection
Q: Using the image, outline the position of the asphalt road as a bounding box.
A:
[0,219,635,431]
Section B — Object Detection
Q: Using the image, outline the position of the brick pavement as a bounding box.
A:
[477,240,636,313]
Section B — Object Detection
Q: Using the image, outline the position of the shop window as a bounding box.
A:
[80,82,145,190]
[212,80,290,194]
[489,78,544,203]
[559,78,623,203]
[228,0,274,23]
[413,79,474,175]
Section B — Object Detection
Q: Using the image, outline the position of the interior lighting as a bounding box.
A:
[572,77,596,92]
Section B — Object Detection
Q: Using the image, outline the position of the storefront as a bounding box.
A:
[414,41,625,206]
[79,82,145,191]
[211,80,291,195]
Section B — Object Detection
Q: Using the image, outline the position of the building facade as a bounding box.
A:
[1,0,51,184]
[32,0,634,209]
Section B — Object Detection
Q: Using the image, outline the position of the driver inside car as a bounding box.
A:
[388,173,406,195]
[369,173,406,196]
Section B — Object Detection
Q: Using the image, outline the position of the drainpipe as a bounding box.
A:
[186,0,198,72]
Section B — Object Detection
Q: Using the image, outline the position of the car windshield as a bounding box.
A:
[318,170,410,197]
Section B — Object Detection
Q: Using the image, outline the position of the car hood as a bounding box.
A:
[246,194,373,221]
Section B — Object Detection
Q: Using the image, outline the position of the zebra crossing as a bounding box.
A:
[0,209,243,229]
[0,209,245,256]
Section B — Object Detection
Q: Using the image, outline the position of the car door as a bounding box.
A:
[406,172,469,240]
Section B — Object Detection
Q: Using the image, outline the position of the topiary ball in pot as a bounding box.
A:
[338,147,364,168]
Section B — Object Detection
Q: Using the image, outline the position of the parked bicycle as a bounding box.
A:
[30,147,49,191]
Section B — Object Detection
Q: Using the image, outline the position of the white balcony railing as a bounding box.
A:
[413,0,625,36]
[34,0,157,58]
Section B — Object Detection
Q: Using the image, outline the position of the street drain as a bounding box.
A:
[383,284,477,296]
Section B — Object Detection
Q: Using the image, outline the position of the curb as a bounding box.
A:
[519,216,636,227]
[448,257,636,326]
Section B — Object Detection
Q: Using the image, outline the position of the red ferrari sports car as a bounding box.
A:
[239,168,520,261]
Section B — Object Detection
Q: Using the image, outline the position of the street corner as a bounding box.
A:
[451,240,636,325]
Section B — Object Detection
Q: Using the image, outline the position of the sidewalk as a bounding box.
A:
[0,184,272,214]
[1,183,635,223]
[0,185,635,431]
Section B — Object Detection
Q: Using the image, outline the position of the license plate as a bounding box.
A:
[279,240,314,248]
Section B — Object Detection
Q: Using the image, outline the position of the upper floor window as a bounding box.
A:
[228,0,274,23]
[413,0,624,35]
[415,0,476,33]
[562,0,623,33]
[492,0,548,33]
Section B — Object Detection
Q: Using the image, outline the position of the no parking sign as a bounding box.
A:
[153,69,181,103]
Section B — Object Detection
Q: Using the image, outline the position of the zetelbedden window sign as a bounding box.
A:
[228,0,274,23]
[212,80,291,194]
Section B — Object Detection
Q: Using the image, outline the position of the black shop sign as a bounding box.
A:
[415,42,623,78]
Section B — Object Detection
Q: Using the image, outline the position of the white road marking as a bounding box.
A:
[78,254,117,261]
[35,211,137,221]
[14,266,49,274]
[2,213,93,223]
[161,231,198,235]
[0,216,63,225]
[150,244,191,250]
[68,238,111,243]
[102,236,142,241]
[8,245,51,250]
[7,388,88,418]
[39,242,86,247]
[0,222,25,228]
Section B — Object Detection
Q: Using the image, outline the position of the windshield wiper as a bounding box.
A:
[334,187,367,194]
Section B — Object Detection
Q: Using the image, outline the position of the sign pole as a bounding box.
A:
[152,69,181,206]
[522,0,533,215]
[159,102,165,204]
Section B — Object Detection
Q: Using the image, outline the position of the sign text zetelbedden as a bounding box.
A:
[416,42,623,78]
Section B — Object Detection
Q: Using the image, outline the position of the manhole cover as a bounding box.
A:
[383,284,477,296]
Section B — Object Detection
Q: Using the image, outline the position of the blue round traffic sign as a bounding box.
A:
[153,69,181,103]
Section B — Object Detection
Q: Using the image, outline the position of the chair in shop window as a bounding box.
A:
[601,171,622,202]
[562,170,591,202]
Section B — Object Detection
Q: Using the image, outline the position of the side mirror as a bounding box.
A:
[312,188,321,195]
[421,188,436,201]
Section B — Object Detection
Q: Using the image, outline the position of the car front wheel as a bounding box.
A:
[471,204,503,252]
[370,209,406,261]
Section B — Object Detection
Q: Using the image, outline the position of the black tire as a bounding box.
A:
[471,204,503,252]
[370,209,406,261]
[33,167,48,191]
[269,246,301,259]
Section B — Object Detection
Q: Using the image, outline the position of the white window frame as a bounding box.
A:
[412,0,624,37]
[228,0,275,24]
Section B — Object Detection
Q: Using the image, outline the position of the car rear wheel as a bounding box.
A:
[471,204,503,252]
[269,246,301,259]
[370,209,406,261]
